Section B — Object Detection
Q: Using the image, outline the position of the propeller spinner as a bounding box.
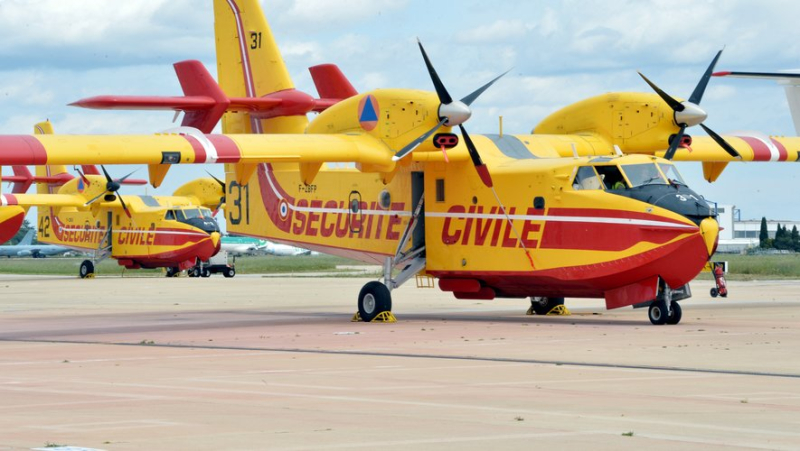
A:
[392,39,508,188]
[84,165,138,218]
[638,49,741,161]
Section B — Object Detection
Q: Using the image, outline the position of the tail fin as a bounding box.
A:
[33,121,71,195]
[213,0,308,134]
[18,229,34,246]
[714,71,800,135]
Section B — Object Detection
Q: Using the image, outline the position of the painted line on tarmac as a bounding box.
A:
[2,338,800,380]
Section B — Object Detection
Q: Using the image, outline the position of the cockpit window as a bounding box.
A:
[658,163,686,185]
[200,208,213,217]
[182,208,204,219]
[165,210,176,220]
[595,165,628,190]
[573,166,603,190]
[621,163,666,187]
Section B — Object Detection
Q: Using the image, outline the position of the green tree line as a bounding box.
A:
[759,217,800,251]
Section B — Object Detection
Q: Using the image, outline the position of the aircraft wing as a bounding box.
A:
[654,134,800,182]
[0,132,395,170]
[1,193,87,208]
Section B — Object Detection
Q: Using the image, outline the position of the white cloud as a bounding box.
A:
[455,20,532,44]
[274,0,408,27]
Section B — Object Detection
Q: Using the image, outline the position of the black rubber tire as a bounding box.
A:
[79,260,94,279]
[529,296,565,315]
[201,268,211,278]
[223,267,235,278]
[648,300,669,325]
[720,293,727,298]
[358,281,392,322]
[188,268,198,278]
[666,301,683,325]
[165,267,179,278]
[710,287,719,298]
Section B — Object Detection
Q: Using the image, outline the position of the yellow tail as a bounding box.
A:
[33,121,68,195]
[213,0,308,134]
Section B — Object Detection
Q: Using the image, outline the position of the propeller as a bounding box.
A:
[638,49,741,161]
[206,170,226,216]
[392,39,507,187]
[84,165,137,218]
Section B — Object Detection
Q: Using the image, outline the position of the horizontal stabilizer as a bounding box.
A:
[714,70,800,135]
[70,60,353,133]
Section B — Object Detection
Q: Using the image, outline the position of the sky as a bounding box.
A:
[1,0,800,223]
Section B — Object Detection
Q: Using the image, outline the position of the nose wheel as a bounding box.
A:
[648,282,684,325]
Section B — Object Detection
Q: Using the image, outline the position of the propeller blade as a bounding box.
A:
[663,125,687,160]
[638,72,685,112]
[100,164,113,184]
[459,124,493,188]
[115,168,138,184]
[699,123,741,159]
[417,39,453,104]
[688,49,724,105]
[206,170,225,189]
[117,194,132,218]
[460,69,511,106]
[392,118,447,161]
[84,190,109,206]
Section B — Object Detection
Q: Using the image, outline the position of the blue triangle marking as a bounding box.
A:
[360,97,378,122]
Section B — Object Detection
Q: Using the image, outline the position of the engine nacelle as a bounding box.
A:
[533,92,680,154]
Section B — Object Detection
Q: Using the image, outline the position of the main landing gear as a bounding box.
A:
[527,296,568,316]
[79,260,95,279]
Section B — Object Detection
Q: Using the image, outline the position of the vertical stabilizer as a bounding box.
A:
[213,0,308,134]
[18,229,34,246]
[33,121,69,195]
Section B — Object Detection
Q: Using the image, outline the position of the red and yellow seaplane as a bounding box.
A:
[1,0,796,323]
[1,122,224,278]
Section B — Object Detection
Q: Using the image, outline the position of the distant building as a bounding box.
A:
[716,204,800,253]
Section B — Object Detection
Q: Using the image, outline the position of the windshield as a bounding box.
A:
[621,163,666,187]
[658,163,686,185]
[182,208,205,219]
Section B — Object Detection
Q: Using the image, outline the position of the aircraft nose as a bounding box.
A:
[699,217,719,257]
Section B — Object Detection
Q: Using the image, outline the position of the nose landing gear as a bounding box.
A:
[648,282,688,325]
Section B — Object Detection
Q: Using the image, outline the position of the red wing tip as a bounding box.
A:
[712,71,732,77]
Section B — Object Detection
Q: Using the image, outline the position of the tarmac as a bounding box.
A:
[0,274,799,450]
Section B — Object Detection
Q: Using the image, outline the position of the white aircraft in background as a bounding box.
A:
[0,230,70,258]
[262,241,315,257]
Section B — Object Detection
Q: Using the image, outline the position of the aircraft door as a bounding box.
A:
[411,172,425,251]
[348,190,363,234]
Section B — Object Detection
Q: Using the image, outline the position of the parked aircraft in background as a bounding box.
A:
[220,235,265,255]
[0,229,70,258]
[262,241,313,257]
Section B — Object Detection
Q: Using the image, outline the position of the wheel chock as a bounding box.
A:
[372,311,397,323]
[526,304,572,316]
[350,311,398,323]
[546,305,571,316]
[86,273,96,279]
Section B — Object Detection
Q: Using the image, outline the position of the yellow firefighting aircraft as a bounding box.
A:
[1,122,225,278]
[0,0,795,323]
